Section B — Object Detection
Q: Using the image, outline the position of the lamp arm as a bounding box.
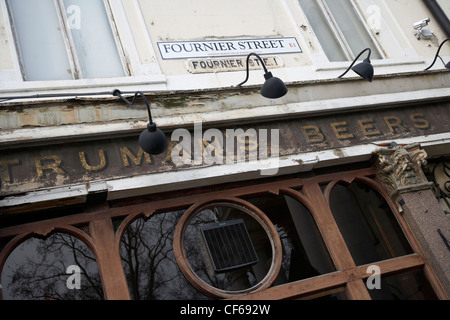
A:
[424,38,450,70]
[237,53,269,87]
[112,89,154,124]
[338,48,372,78]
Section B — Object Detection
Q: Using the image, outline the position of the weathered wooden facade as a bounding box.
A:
[0,0,449,300]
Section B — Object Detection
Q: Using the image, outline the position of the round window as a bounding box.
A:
[173,200,282,299]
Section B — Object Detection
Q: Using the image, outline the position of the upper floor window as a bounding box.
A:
[298,0,382,61]
[7,0,126,81]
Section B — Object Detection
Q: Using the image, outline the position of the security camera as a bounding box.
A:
[414,18,431,30]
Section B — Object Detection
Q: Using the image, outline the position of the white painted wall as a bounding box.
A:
[0,0,449,96]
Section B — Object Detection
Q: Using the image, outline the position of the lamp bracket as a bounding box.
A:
[112,89,154,124]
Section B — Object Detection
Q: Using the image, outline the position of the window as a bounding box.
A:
[298,0,382,61]
[1,232,103,300]
[0,168,443,300]
[119,210,209,300]
[7,0,125,81]
[329,181,413,265]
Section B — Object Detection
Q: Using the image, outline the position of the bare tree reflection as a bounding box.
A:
[120,211,208,300]
[3,233,103,300]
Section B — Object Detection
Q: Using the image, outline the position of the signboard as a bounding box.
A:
[1,103,448,197]
[157,37,302,60]
[186,56,283,74]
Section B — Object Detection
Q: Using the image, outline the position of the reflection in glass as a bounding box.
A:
[120,211,208,300]
[368,269,438,300]
[183,205,271,292]
[297,0,347,61]
[1,233,103,300]
[329,181,413,265]
[63,0,125,78]
[8,0,73,80]
[243,193,342,299]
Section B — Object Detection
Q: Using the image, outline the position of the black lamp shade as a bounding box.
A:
[445,61,450,69]
[352,58,374,82]
[261,72,288,99]
[139,123,168,155]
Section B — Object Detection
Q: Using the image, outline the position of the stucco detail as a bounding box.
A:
[374,143,433,198]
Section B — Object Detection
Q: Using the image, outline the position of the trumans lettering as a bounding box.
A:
[120,147,151,167]
[35,155,65,177]
[0,159,20,182]
[79,150,107,171]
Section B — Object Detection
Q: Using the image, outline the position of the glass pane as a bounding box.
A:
[1,233,103,300]
[324,0,382,59]
[329,181,413,266]
[120,210,209,300]
[368,269,438,300]
[8,0,73,81]
[63,0,125,78]
[244,194,336,284]
[184,204,272,292]
[297,0,347,61]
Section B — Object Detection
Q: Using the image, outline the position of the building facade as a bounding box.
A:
[0,0,449,300]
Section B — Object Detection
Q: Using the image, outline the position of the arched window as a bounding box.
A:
[329,180,437,299]
[1,232,103,300]
[329,180,413,265]
[119,210,208,300]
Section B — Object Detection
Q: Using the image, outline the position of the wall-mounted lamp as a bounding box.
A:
[237,53,288,99]
[338,48,374,82]
[112,89,168,155]
[424,38,450,70]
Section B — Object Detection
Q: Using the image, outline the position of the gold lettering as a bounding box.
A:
[164,141,179,163]
[79,150,107,171]
[301,125,325,143]
[0,159,20,183]
[120,147,151,167]
[35,155,64,177]
[384,116,407,133]
[358,118,380,136]
[410,113,430,129]
[331,121,354,139]
[168,140,192,163]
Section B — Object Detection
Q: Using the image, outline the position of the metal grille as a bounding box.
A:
[201,219,258,273]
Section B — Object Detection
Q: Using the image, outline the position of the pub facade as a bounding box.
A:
[0,0,449,300]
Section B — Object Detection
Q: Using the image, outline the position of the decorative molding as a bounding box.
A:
[374,143,433,198]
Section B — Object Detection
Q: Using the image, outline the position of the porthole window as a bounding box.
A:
[1,232,103,300]
[173,201,283,299]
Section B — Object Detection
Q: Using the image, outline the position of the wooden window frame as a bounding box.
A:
[0,167,446,300]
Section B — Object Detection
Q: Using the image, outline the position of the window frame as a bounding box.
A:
[286,0,427,71]
[301,0,385,61]
[0,0,166,96]
[0,167,446,300]
[6,0,129,81]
